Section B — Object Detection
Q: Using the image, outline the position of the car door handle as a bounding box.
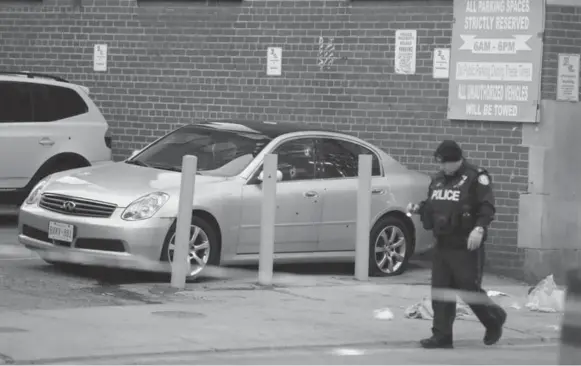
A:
[39,138,54,146]
[372,188,385,195]
[304,191,319,198]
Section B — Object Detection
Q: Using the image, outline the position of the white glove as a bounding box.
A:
[467,227,484,251]
[406,203,420,215]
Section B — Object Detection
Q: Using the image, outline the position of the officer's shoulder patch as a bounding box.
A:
[478,174,490,186]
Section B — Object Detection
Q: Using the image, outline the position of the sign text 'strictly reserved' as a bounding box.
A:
[447,0,545,123]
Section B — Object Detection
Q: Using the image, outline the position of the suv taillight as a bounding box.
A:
[104,128,112,149]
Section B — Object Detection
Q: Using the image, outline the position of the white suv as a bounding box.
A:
[0,71,112,210]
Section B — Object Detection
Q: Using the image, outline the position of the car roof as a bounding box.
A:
[188,120,342,139]
[0,71,90,94]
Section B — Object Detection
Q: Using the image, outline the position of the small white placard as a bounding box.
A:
[93,44,108,72]
[433,48,450,79]
[395,29,417,75]
[267,47,282,76]
[557,53,580,102]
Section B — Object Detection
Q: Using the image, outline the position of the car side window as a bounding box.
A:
[271,138,316,182]
[0,81,33,123]
[316,138,382,179]
[30,84,88,122]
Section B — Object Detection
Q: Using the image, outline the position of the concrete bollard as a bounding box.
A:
[170,155,197,290]
[559,268,581,365]
[354,154,372,281]
[258,153,278,286]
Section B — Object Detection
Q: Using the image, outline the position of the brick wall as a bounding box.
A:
[542,5,581,100]
[0,0,572,279]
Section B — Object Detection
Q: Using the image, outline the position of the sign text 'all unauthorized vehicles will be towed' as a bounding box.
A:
[447,0,544,123]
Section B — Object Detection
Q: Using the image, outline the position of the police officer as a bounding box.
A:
[407,140,507,349]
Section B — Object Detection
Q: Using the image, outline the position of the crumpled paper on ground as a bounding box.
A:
[404,291,513,320]
[373,307,394,320]
[525,274,565,313]
[404,296,475,320]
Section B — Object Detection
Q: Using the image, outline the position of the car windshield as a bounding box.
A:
[127,124,272,176]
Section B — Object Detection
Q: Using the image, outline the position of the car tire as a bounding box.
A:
[368,215,413,277]
[160,215,221,281]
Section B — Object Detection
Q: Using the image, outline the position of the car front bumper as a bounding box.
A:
[18,203,173,273]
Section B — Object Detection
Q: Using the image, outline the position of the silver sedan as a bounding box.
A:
[18,120,433,278]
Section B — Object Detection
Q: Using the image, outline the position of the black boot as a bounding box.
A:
[420,336,453,349]
[483,309,507,346]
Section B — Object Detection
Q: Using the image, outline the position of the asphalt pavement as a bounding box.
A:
[0,216,169,310]
[0,216,565,365]
[0,215,436,311]
[0,216,431,311]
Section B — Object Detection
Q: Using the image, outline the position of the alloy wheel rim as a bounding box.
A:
[167,225,210,277]
[374,225,406,274]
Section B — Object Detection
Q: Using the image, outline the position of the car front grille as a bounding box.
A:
[39,193,117,218]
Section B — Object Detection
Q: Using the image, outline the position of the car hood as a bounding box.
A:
[44,162,228,207]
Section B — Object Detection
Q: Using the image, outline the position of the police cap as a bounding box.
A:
[434,140,463,163]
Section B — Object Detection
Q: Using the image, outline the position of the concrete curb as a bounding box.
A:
[10,336,560,365]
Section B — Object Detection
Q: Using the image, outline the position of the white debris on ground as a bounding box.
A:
[403,289,526,320]
[331,348,366,356]
[403,296,474,320]
[403,274,569,320]
[486,290,508,297]
[487,290,522,310]
[547,324,561,332]
[525,274,565,313]
[373,307,394,320]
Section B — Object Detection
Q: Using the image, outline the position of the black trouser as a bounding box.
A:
[431,244,506,340]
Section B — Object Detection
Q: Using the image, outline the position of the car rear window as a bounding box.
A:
[29,84,88,121]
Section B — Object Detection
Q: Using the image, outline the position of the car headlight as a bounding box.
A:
[24,179,49,205]
[121,192,170,221]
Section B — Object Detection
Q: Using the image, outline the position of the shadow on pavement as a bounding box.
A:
[0,215,17,227]
[29,256,433,287]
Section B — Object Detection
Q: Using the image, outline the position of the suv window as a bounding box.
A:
[272,138,316,182]
[0,81,88,123]
[316,138,382,179]
[0,81,33,122]
[30,84,88,122]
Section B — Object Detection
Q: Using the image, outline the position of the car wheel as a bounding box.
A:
[368,215,413,277]
[160,216,220,280]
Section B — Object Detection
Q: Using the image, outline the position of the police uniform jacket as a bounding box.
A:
[418,161,496,249]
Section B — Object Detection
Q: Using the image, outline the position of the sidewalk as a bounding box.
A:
[0,267,563,365]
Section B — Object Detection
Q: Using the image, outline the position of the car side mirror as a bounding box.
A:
[257,170,283,183]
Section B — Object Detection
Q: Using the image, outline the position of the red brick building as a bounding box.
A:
[1,0,578,282]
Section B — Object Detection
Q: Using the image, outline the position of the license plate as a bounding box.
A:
[48,221,74,243]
